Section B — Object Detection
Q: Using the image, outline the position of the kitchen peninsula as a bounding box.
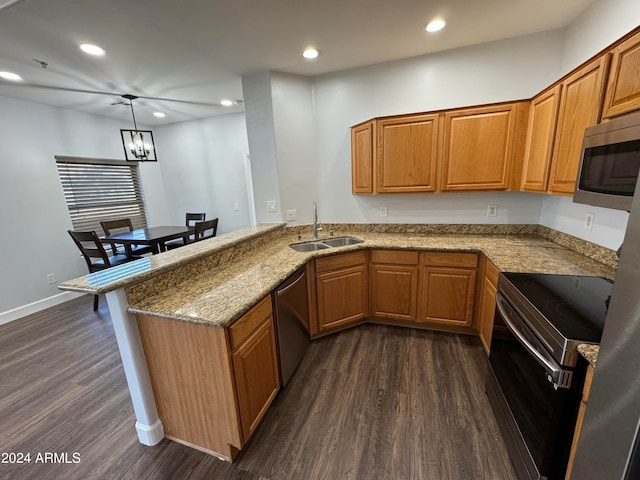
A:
[59,222,615,461]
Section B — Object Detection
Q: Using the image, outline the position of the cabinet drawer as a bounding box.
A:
[229,296,273,351]
[485,258,500,287]
[422,252,478,268]
[371,250,419,265]
[315,251,367,273]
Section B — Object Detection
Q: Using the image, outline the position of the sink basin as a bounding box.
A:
[289,236,364,251]
[322,236,365,247]
[289,241,331,252]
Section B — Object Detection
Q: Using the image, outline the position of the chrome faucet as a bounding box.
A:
[312,202,323,239]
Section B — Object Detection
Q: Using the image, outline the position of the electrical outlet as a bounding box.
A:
[487,204,498,217]
[379,206,388,217]
[233,202,240,212]
[286,209,297,221]
[46,273,57,285]
[266,201,277,212]
[585,212,595,230]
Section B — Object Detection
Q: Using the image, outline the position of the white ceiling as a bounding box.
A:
[0,0,597,126]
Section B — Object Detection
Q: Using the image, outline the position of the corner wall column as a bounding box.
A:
[105,288,164,446]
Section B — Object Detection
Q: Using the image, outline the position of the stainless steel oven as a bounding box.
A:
[486,273,612,480]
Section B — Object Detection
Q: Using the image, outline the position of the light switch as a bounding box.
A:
[266,201,277,212]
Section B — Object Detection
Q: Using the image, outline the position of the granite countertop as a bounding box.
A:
[58,223,286,294]
[123,229,615,329]
[577,344,599,368]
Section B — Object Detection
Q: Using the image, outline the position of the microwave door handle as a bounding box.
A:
[495,293,564,384]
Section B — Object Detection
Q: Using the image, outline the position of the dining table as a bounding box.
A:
[102,225,193,255]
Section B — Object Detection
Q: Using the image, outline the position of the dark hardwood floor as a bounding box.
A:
[0,296,516,480]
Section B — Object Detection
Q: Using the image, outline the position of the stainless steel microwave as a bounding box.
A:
[574,111,640,211]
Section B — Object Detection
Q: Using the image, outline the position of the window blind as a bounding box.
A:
[56,156,148,235]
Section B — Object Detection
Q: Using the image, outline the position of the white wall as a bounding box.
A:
[0,95,169,314]
[561,0,640,75]
[155,113,251,234]
[540,196,628,250]
[271,72,318,225]
[310,31,563,225]
[538,0,640,248]
[242,72,283,224]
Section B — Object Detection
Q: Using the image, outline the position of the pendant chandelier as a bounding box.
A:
[120,94,157,161]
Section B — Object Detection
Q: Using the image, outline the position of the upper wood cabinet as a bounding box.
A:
[602,32,640,120]
[351,120,375,194]
[547,56,609,195]
[351,28,640,198]
[441,103,528,191]
[377,113,440,193]
[521,86,561,192]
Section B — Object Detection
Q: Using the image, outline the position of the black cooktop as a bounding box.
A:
[501,273,613,344]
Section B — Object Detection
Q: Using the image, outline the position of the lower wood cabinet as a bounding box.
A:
[565,364,595,479]
[136,295,279,461]
[477,257,500,355]
[368,249,478,331]
[370,250,419,321]
[311,248,484,335]
[418,252,478,328]
[229,298,280,442]
[313,251,368,336]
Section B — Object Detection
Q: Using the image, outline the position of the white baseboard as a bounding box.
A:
[0,291,86,327]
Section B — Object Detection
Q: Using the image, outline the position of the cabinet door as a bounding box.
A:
[548,56,609,194]
[442,103,524,191]
[232,317,280,443]
[602,32,640,119]
[316,263,368,332]
[419,266,476,327]
[521,86,561,192]
[478,259,499,355]
[351,121,375,194]
[370,263,419,321]
[377,113,440,193]
[478,276,498,355]
[565,365,595,479]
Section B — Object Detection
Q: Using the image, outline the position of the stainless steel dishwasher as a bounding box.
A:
[272,266,310,386]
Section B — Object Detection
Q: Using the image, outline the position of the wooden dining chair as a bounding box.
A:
[186,212,206,226]
[193,218,219,241]
[68,230,142,310]
[165,212,207,250]
[100,218,154,256]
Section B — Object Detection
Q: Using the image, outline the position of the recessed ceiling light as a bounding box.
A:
[221,99,234,107]
[79,43,106,56]
[153,112,166,118]
[0,71,22,81]
[425,19,446,33]
[302,47,319,59]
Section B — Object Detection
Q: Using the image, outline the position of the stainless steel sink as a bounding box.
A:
[289,236,364,251]
[289,241,331,252]
[322,236,365,247]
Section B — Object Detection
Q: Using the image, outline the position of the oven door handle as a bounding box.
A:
[495,292,566,387]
